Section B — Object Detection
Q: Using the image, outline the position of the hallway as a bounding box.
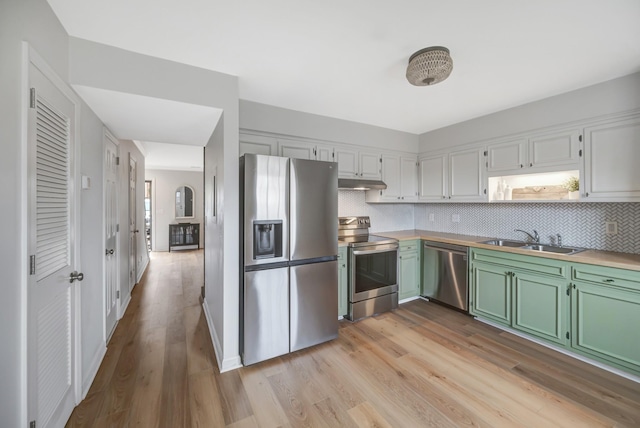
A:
[67,250,640,427]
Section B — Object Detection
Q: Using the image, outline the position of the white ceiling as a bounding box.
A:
[138,141,204,172]
[50,0,640,136]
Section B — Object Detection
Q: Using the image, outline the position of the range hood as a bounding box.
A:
[338,178,387,191]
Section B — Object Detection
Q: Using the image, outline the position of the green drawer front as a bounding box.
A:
[399,240,420,253]
[471,248,568,279]
[572,263,640,293]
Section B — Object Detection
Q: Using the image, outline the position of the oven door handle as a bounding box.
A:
[352,248,398,256]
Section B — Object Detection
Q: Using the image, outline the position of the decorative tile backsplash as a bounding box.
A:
[339,190,639,254]
[338,191,414,233]
[415,203,640,254]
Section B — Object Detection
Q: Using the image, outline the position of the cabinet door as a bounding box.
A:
[400,157,418,201]
[571,282,640,374]
[418,155,447,201]
[449,148,485,201]
[359,151,381,179]
[512,272,567,346]
[529,129,580,169]
[338,247,348,318]
[487,138,528,172]
[336,148,359,178]
[279,140,316,160]
[399,250,420,300]
[316,145,334,162]
[239,134,277,156]
[584,117,640,201]
[470,262,511,326]
[380,154,401,200]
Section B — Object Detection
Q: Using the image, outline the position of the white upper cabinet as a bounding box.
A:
[400,157,418,201]
[278,140,316,160]
[239,133,277,156]
[487,129,581,175]
[366,155,417,202]
[449,147,486,201]
[316,145,334,162]
[359,151,382,180]
[529,129,581,169]
[419,154,447,201]
[336,148,359,177]
[487,138,528,172]
[336,148,381,179]
[583,116,640,201]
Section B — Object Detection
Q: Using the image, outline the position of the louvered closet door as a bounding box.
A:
[28,63,77,428]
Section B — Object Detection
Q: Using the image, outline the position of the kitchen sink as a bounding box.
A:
[520,244,585,255]
[481,239,585,255]
[480,239,527,247]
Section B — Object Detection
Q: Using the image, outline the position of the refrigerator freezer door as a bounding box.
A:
[242,154,289,267]
[290,261,339,352]
[290,159,338,261]
[243,267,290,365]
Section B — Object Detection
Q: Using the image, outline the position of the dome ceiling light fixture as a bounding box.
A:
[406,46,453,86]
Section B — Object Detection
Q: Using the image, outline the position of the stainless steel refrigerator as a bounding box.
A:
[240,154,338,365]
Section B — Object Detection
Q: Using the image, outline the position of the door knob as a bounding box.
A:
[69,271,84,283]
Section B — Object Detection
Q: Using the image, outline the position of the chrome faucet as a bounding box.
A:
[515,229,539,243]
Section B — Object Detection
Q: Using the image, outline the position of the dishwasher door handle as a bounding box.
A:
[424,245,467,257]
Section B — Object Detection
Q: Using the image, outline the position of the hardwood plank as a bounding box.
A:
[347,401,393,428]
[159,342,191,428]
[189,370,226,428]
[212,367,254,425]
[238,363,291,428]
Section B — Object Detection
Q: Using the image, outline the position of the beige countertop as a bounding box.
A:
[374,229,640,272]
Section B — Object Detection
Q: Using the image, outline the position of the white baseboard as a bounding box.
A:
[82,344,106,399]
[136,256,149,284]
[202,299,243,373]
[118,292,131,320]
[399,295,422,304]
[476,317,640,384]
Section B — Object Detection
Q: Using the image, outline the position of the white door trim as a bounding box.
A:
[103,128,120,342]
[22,42,83,426]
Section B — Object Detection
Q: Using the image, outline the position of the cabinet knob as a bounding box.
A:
[448,196,452,199]
[520,164,523,168]
[442,195,446,199]
[529,163,533,167]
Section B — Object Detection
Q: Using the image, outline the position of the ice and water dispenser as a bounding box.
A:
[253,220,283,259]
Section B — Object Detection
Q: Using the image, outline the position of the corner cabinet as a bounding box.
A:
[583,116,640,201]
[419,148,486,202]
[399,240,421,301]
[366,155,417,203]
[338,247,348,318]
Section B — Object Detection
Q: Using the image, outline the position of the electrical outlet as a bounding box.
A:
[605,221,618,235]
[429,213,435,222]
[452,214,460,223]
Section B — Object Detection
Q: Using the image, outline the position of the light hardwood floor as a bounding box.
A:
[67,250,640,427]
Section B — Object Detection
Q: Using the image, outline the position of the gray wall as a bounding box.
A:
[419,72,640,152]
[0,0,108,425]
[145,169,204,251]
[240,99,419,153]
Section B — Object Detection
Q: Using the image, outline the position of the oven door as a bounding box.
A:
[350,243,398,302]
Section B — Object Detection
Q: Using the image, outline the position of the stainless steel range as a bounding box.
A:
[338,216,399,321]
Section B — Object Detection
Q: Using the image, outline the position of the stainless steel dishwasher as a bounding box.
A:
[422,241,469,312]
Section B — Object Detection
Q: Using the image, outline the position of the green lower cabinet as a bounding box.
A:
[338,247,348,318]
[399,240,420,301]
[571,281,640,375]
[470,262,511,325]
[512,272,567,346]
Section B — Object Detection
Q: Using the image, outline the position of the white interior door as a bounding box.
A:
[104,131,119,340]
[129,156,137,289]
[27,61,79,428]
